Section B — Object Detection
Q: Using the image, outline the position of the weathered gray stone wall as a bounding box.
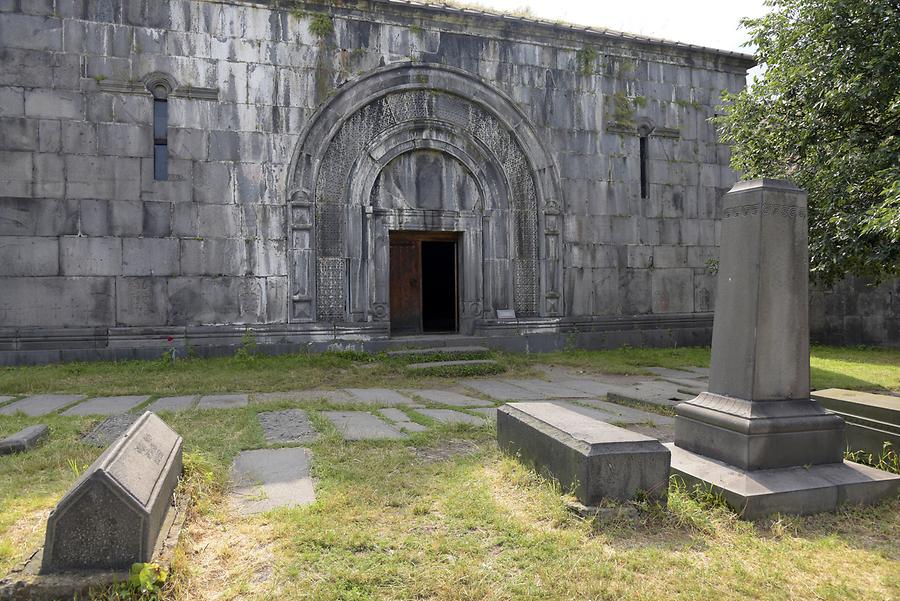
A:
[0,0,755,359]
[811,277,899,348]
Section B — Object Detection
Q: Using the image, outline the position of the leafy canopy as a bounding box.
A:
[716,0,900,284]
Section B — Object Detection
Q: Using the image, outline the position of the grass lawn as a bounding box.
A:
[0,345,898,600]
[0,345,896,397]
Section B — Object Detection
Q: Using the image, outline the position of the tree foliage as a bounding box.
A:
[716,0,900,284]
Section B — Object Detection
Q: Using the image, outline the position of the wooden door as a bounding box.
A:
[389,240,421,334]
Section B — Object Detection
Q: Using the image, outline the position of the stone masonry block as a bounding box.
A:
[142,202,172,237]
[60,236,123,276]
[79,199,109,236]
[38,119,60,152]
[0,198,78,236]
[197,203,241,238]
[0,87,25,116]
[98,123,153,157]
[33,153,64,197]
[65,155,140,200]
[0,150,33,197]
[0,13,62,51]
[109,200,144,236]
[123,238,179,276]
[192,161,233,204]
[0,117,39,151]
[24,89,82,120]
[116,277,169,326]
[0,236,58,276]
[0,276,114,327]
[179,238,246,276]
[651,268,694,314]
[62,121,98,155]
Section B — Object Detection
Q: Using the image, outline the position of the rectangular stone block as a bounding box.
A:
[0,236,58,276]
[498,402,670,505]
[0,13,62,51]
[24,89,82,119]
[123,238,179,276]
[0,150,33,197]
[60,236,122,276]
[0,197,78,236]
[0,117,39,151]
[98,122,153,157]
[65,155,140,200]
[0,277,114,327]
[0,424,49,454]
[41,412,183,572]
[115,277,169,326]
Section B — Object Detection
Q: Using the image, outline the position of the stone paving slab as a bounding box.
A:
[62,395,150,416]
[343,388,416,406]
[575,399,675,427]
[81,413,140,447]
[646,367,708,380]
[254,390,353,404]
[463,380,545,401]
[408,389,493,407]
[258,409,319,444]
[416,408,486,426]
[607,383,693,409]
[146,395,198,413]
[376,408,431,433]
[511,379,595,399]
[230,447,316,515]
[323,411,406,440]
[0,396,14,406]
[0,424,49,454]
[470,407,497,421]
[555,379,629,398]
[198,394,249,409]
[0,394,85,417]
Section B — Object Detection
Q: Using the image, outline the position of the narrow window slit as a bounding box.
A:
[153,98,168,180]
[639,135,648,199]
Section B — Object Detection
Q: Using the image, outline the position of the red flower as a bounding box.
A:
[167,336,174,342]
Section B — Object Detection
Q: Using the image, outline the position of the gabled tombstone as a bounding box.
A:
[41,412,183,573]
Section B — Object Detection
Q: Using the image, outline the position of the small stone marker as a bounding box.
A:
[417,408,486,426]
[146,395,197,412]
[198,394,248,409]
[497,309,516,320]
[498,402,670,506]
[258,409,319,444]
[81,414,140,447]
[323,411,406,440]
[0,424,49,455]
[230,447,315,515]
[0,394,85,417]
[343,388,416,406]
[41,412,182,572]
[62,395,150,416]
[408,389,492,407]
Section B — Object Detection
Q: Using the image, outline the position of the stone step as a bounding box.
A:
[387,346,491,359]
[405,359,504,375]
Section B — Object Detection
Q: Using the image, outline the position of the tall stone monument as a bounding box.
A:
[666,179,900,518]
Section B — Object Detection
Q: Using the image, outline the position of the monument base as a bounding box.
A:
[675,392,845,470]
[666,443,900,520]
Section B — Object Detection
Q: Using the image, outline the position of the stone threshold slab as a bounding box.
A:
[666,443,900,520]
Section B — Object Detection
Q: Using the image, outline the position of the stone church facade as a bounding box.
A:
[0,1,889,364]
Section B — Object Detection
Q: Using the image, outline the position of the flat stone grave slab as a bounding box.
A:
[377,408,429,433]
[416,408,486,426]
[254,390,353,404]
[463,380,545,401]
[258,409,319,444]
[607,382,693,408]
[82,414,140,447]
[576,399,674,427]
[657,377,706,394]
[498,402,671,505]
[552,379,624,398]
[230,447,316,515]
[62,395,150,416]
[0,424,49,455]
[0,395,85,417]
[146,396,197,413]
[408,389,493,407]
[343,388,416,406]
[323,411,406,440]
[511,379,595,399]
[811,388,900,457]
[667,443,900,520]
[198,394,248,409]
[0,396,14,406]
[42,412,182,572]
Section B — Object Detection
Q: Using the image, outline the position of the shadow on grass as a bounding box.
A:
[810,365,893,392]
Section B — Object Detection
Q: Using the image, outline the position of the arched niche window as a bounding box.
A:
[144,73,177,181]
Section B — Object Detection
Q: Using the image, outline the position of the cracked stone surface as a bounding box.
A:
[81,413,141,447]
[258,409,319,444]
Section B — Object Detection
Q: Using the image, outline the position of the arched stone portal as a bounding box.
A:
[286,63,563,334]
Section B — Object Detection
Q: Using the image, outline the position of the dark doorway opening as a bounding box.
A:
[389,231,458,336]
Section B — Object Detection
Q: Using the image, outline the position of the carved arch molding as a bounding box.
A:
[286,63,563,329]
